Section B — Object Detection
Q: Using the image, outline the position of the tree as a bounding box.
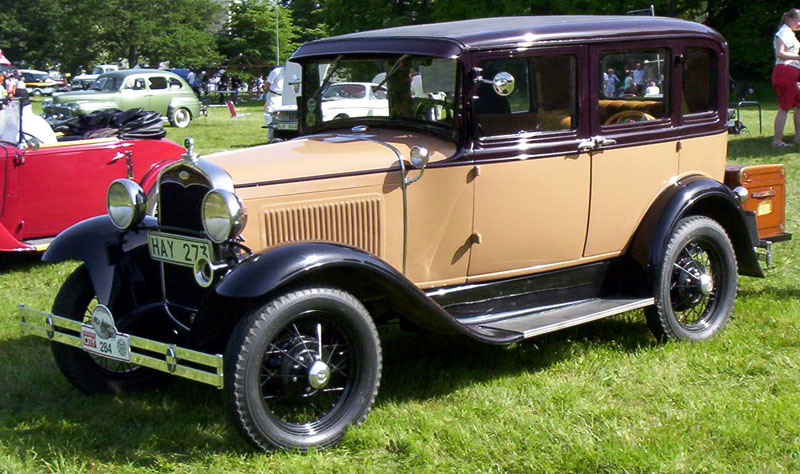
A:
[279,0,329,44]
[217,0,299,71]
[94,0,222,69]
[0,0,61,69]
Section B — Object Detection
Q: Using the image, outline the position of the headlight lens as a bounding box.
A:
[202,189,247,243]
[106,179,146,230]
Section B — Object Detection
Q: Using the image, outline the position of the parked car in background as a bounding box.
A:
[71,64,119,90]
[0,99,183,251]
[45,69,201,128]
[20,15,790,452]
[18,69,65,96]
[319,82,389,121]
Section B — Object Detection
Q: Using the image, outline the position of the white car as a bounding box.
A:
[71,64,120,90]
[320,82,389,121]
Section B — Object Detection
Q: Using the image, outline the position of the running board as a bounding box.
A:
[471,297,654,339]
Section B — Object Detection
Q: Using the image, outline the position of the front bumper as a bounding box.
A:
[18,305,224,388]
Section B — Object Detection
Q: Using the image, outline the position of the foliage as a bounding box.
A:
[217,0,299,75]
[0,0,62,70]
[279,0,329,44]
[0,0,222,75]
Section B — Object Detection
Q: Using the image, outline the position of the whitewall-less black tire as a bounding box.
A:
[224,287,382,451]
[645,216,738,341]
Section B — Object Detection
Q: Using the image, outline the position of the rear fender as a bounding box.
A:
[43,215,158,304]
[629,175,764,283]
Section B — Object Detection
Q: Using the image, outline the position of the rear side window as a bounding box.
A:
[149,77,168,90]
[599,49,669,127]
[683,47,718,114]
[169,78,183,90]
[476,54,577,137]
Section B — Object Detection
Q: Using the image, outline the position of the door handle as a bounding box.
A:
[109,152,125,163]
[577,136,617,152]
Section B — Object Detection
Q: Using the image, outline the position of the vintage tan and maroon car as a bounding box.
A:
[19,16,790,451]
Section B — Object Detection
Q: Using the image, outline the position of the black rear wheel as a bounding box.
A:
[225,288,381,451]
[645,216,738,341]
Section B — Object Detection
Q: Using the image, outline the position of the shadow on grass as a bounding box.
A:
[1,335,249,464]
[737,286,800,300]
[0,252,43,273]
[1,312,659,462]
[376,314,658,405]
[727,134,800,161]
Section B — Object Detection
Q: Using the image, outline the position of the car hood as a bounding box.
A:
[53,90,117,103]
[203,129,456,188]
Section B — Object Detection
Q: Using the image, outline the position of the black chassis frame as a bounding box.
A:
[43,172,763,355]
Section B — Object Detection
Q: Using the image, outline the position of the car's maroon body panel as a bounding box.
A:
[0,138,183,251]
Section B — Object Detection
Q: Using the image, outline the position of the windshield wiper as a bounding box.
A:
[310,55,344,102]
[377,54,411,89]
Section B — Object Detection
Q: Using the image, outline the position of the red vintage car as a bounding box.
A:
[0,101,184,251]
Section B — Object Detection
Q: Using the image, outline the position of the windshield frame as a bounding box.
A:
[297,54,463,139]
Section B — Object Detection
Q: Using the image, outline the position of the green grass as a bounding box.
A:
[2,97,799,473]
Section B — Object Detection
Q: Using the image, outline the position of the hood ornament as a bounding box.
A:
[182,137,199,164]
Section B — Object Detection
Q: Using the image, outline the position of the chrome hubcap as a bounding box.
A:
[308,360,331,389]
[698,273,714,296]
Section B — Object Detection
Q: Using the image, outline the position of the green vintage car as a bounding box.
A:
[44,69,201,128]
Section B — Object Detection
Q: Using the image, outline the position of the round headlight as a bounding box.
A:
[106,179,146,230]
[202,189,247,243]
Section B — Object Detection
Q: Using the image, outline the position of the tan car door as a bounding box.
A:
[467,50,591,280]
[583,44,680,258]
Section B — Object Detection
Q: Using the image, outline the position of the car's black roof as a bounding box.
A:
[292,16,724,60]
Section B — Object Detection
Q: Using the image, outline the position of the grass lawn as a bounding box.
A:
[0,97,798,473]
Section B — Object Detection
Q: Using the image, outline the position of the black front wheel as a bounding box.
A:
[50,265,166,393]
[225,288,382,451]
[645,216,738,341]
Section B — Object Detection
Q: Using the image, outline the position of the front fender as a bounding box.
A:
[629,175,764,282]
[168,98,201,116]
[213,242,518,344]
[43,215,156,304]
[0,222,35,252]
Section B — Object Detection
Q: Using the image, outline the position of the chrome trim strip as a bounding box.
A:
[18,305,224,389]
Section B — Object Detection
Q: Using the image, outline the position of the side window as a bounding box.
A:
[683,47,718,114]
[169,78,183,90]
[476,54,576,137]
[149,76,168,90]
[599,49,669,126]
[133,78,146,90]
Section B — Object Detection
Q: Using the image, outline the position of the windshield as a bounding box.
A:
[90,76,124,91]
[301,56,458,131]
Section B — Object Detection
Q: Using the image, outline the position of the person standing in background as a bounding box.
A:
[265,65,285,112]
[772,8,800,147]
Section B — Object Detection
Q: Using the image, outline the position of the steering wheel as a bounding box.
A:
[413,99,454,122]
[604,110,655,125]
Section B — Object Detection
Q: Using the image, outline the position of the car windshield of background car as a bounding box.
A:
[91,76,124,91]
[302,56,457,129]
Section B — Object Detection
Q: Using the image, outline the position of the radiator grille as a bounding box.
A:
[263,198,382,255]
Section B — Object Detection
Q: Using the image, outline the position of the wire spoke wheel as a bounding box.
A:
[225,288,381,451]
[259,310,356,432]
[646,216,737,341]
[669,240,721,330]
[51,265,166,393]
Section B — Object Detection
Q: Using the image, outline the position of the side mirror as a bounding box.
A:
[404,146,429,185]
[492,72,515,96]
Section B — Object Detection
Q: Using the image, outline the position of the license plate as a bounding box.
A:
[81,324,132,362]
[148,231,212,268]
[275,122,297,130]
